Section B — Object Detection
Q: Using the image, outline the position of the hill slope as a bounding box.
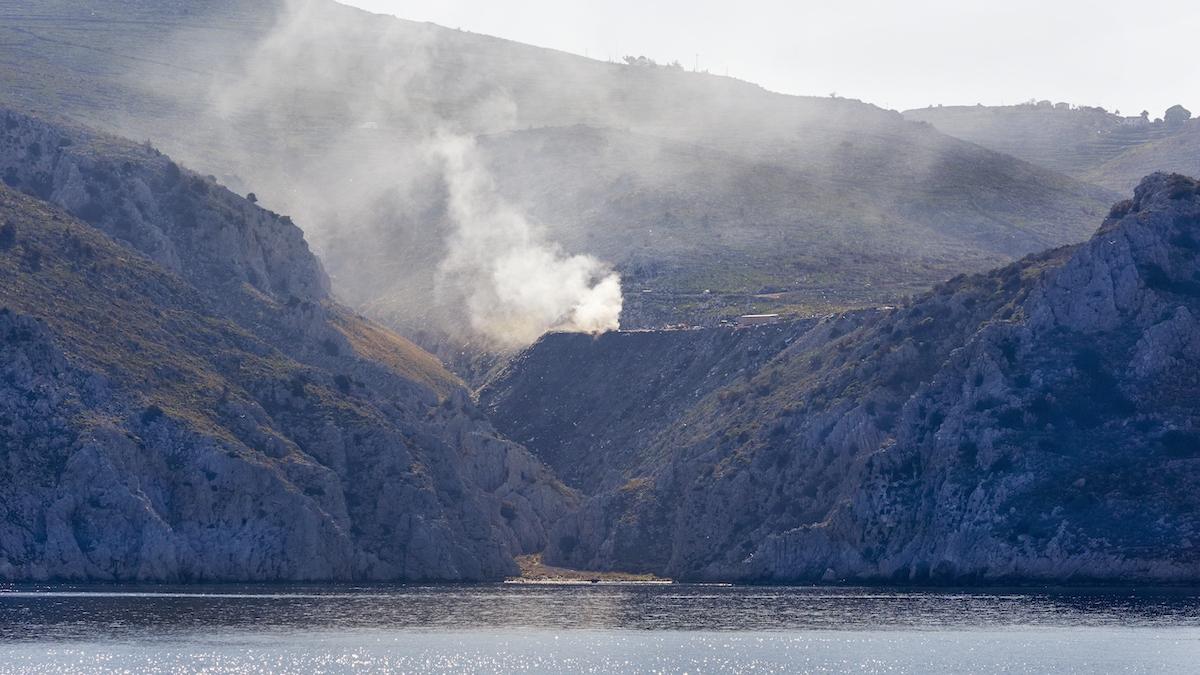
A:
[904,104,1200,193]
[496,174,1200,582]
[1085,121,1200,194]
[0,108,573,581]
[0,0,1115,341]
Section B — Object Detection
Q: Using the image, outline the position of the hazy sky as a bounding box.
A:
[340,0,1198,117]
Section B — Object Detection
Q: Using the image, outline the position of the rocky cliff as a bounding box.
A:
[0,108,574,582]
[533,174,1200,583]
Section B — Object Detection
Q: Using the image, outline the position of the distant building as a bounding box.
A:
[1120,116,1149,128]
[736,313,780,327]
[1054,102,1071,111]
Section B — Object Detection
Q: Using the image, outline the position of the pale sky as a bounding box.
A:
[339,0,1199,117]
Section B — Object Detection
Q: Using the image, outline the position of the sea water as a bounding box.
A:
[0,583,1197,673]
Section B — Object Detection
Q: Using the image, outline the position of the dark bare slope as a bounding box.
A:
[0,0,1114,335]
[501,174,1200,583]
[0,108,574,581]
[480,322,811,494]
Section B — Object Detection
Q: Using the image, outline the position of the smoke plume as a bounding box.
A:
[432,133,621,348]
[139,0,622,351]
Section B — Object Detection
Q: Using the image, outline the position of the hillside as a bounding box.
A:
[0,107,574,581]
[1085,121,1200,194]
[0,0,1115,345]
[495,174,1200,582]
[480,321,811,493]
[475,125,1114,328]
[904,104,1199,193]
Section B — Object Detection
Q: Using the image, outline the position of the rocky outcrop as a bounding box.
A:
[536,174,1200,583]
[0,108,327,305]
[0,110,575,582]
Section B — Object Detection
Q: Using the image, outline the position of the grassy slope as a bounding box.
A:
[2,185,256,437]
[0,183,452,447]
[0,102,462,398]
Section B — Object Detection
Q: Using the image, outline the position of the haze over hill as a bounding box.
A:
[0,0,1116,354]
[343,0,1199,120]
[905,103,1200,193]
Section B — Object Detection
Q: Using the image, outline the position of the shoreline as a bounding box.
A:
[505,554,674,585]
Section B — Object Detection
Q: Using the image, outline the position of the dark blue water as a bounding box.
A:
[1,583,1198,672]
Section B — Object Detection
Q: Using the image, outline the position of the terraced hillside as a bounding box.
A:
[906,104,1198,193]
[1085,121,1200,193]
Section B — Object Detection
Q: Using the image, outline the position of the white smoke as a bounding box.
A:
[136,0,623,351]
[432,134,622,349]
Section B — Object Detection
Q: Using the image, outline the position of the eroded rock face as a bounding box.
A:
[539,174,1200,583]
[0,110,575,582]
[0,108,327,305]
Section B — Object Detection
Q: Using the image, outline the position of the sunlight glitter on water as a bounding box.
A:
[4,628,1200,674]
[1,585,1198,673]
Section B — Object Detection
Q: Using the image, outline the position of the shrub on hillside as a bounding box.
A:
[1165,104,1192,127]
[0,221,15,250]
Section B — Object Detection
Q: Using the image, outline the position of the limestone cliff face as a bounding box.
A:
[536,174,1200,582]
[0,110,575,582]
[0,109,327,305]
